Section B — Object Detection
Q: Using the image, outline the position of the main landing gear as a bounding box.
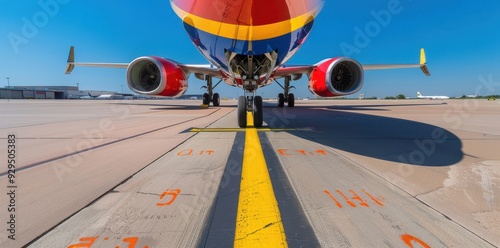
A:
[276,76,295,108]
[202,76,222,107]
[237,92,263,128]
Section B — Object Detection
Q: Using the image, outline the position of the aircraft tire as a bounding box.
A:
[253,96,263,127]
[238,96,247,128]
[278,93,285,107]
[287,93,295,107]
[213,93,220,106]
[203,93,210,105]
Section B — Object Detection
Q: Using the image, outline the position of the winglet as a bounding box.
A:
[65,46,75,74]
[419,48,431,76]
[420,48,426,65]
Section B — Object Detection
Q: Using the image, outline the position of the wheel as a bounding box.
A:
[277,93,285,107]
[212,93,220,106]
[253,96,263,127]
[287,93,295,107]
[202,93,210,105]
[237,96,247,128]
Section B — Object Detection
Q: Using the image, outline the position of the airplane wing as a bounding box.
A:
[273,65,315,79]
[178,64,223,79]
[66,46,429,80]
[65,46,222,78]
[363,48,430,76]
[274,48,430,78]
[65,47,128,74]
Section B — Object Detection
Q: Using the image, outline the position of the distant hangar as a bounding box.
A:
[0,86,118,99]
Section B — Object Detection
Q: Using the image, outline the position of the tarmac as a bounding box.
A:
[0,99,498,247]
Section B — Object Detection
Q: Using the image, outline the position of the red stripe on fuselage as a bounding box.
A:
[171,0,322,26]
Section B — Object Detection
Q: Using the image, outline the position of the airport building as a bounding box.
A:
[0,86,205,100]
[0,86,119,99]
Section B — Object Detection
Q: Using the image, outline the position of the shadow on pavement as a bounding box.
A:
[262,104,462,167]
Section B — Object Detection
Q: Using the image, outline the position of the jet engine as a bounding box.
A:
[308,58,364,97]
[126,56,188,97]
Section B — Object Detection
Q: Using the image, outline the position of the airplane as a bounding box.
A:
[78,93,111,99]
[417,92,449,100]
[87,93,114,99]
[65,0,431,128]
[84,93,133,100]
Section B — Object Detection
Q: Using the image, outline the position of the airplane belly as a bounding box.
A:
[181,23,315,70]
[171,0,324,72]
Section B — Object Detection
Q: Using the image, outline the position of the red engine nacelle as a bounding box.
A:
[126,56,187,97]
[308,57,364,97]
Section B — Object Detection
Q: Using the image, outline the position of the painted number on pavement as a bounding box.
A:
[157,189,181,207]
[68,236,149,248]
[278,149,328,156]
[177,149,215,156]
[324,189,384,208]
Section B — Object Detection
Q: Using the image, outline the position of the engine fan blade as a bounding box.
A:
[332,63,353,91]
[140,62,161,91]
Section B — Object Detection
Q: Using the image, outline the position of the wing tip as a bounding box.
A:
[65,46,75,74]
[420,48,426,65]
[420,48,431,76]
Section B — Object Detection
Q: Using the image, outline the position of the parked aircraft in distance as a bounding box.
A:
[82,93,134,100]
[417,92,449,100]
[66,0,431,127]
[88,93,114,99]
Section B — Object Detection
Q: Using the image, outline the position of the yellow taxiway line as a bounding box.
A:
[234,112,288,247]
[190,128,310,133]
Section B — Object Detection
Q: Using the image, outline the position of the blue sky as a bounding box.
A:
[1,0,500,98]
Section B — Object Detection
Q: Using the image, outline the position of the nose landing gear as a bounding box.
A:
[238,92,263,128]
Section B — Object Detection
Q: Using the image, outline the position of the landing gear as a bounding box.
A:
[237,92,264,128]
[276,76,295,108]
[202,76,222,107]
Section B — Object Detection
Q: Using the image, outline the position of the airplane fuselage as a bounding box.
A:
[171,0,325,91]
[417,92,449,100]
[418,96,449,100]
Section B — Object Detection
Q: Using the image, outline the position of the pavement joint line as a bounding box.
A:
[234,112,288,247]
[0,108,224,177]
